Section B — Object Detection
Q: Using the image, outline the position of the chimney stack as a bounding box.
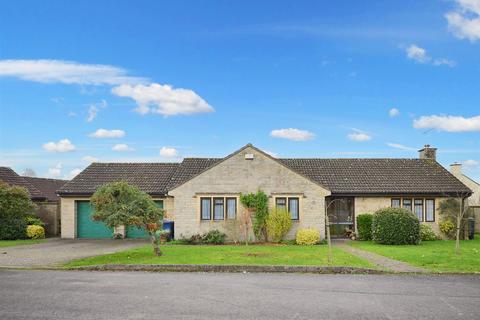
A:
[450,162,462,177]
[418,144,437,161]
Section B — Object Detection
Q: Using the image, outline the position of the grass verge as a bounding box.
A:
[65,244,376,269]
[349,238,480,273]
[0,239,46,248]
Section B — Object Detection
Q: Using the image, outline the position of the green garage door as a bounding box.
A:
[126,200,164,239]
[76,201,113,238]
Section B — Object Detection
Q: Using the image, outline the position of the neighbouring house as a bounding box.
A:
[450,163,480,231]
[0,167,67,236]
[57,144,472,240]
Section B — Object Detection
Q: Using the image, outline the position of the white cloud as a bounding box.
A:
[389,108,400,117]
[406,44,430,63]
[413,115,480,132]
[463,159,479,167]
[347,132,372,142]
[43,139,75,152]
[159,147,179,158]
[405,44,455,67]
[270,128,315,141]
[111,83,214,116]
[432,58,457,67]
[86,100,107,122]
[47,163,62,178]
[387,142,416,151]
[0,59,146,85]
[82,155,99,163]
[89,129,125,138]
[112,144,134,152]
[65,168,82,180]
[445,0,480,42]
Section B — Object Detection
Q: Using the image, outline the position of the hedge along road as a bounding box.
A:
[1,270,479,320]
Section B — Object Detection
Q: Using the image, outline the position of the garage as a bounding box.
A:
[126,200,165,239]
[76,201,113,238]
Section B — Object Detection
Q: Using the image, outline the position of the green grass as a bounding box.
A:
[65,244,376,269]
[349,238,480,273]
[0,239,46,248]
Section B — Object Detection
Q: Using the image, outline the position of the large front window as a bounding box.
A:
[327,197,354,238]
[414,199,424,221]
[200,196,237,221]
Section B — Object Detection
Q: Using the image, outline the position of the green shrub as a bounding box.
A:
[0,215,28,240]
[356,213,373,240]
[180,234,203,245]
[26,225,45,239]
[25,215,45,227]
[372,208,420,245]
[439,220,455,238]
[266,208,292,242]
[420,224,437,241]
[202,229,226,244]
[295,228,320,245]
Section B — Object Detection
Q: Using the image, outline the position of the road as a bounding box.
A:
[1,270,479,319]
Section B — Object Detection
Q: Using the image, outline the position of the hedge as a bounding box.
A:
[372,208,420,245]
[356,213,373,240]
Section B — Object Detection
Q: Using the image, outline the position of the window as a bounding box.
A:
[275,198,287,211]
[391,198,401,208]
[414,199,424,221]
[288,198,299,220]
[226,198,236,219]
[200,196,237,221]
[213,198,224,220]
[276,197,300,220]
[403,198,412,211]
[425,199,435,222]
[200,198,211,220]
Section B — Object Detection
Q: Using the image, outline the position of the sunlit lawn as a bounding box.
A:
[349,238,480,273]
[0,239,45,248]
[65,244,376,269]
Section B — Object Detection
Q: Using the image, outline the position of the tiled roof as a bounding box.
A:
[58,163,180,196]
[23,177,68,202]
[279,158,472,195]
[0,167,45,199]
[56,154,472,196]
[167,158,222,190]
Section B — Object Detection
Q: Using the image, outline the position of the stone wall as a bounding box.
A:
[169,146,331,241]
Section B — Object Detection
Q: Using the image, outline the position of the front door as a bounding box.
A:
[327,197,354,238]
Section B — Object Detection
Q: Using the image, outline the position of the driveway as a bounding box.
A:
[1,270,479,320]
[0,238,147,268]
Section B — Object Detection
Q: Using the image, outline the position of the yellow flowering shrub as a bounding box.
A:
[26,225,45,239]
[296,228,320,245]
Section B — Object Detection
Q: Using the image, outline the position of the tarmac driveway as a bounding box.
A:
[0,238,148,268]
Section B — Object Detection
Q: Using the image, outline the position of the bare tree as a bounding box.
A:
[439,194,470,255]
[22,168,36,177]
[325,198,345,264]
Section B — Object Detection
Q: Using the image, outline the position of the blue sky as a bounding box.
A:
[0,0,479,181]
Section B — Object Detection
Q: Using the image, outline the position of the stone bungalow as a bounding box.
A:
[57,144,471,240]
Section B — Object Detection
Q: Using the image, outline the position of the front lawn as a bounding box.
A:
[349,238,480,273]
[65,244,376,269]
[0,239,45,248]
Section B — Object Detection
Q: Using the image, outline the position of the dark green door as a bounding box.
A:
[76,201,113,238]
[126,200,164,238]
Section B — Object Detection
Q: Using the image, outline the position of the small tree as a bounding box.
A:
[0,182,36,240]
[439,197,470,255]
[240,190,269,242]
[91,181,164,256]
